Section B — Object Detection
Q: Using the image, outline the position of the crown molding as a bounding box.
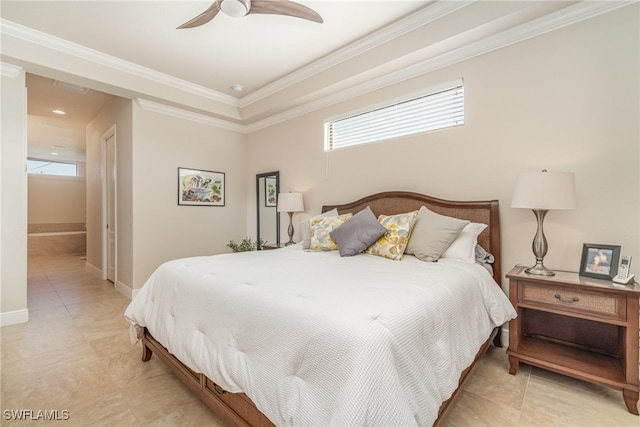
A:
[482,0,635,52]
[135,98,248,133]
[1,61,23,78]
[246,0,634,132]
[3,1,630,134]
[238,0,476,108]
[136,0,633,134]
[0,19,238,108]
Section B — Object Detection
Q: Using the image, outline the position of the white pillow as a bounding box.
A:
[440,222,488,263]
[301,208,339,249]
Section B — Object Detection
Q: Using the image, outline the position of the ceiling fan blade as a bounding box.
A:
[177,2,221,29]
[249,0,323,23]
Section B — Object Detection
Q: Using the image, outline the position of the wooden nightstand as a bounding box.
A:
[506,265,640,415]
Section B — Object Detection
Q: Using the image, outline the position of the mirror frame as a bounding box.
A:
[256,171,280,249]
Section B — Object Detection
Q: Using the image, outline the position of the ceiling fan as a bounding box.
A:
[177,0,323,29]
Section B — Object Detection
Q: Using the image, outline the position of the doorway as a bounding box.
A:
[103,126,117,283]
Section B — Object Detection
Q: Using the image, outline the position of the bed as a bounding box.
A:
[125,191,516,426]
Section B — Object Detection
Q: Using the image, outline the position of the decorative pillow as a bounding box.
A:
[475,244,495,275]
[440,222,488,263]
[405,206,470,262]
[330,207,388,257]
[365,211,418,261]
[475,244,495,265]
[301,208,338,249]
[309,213,353,252]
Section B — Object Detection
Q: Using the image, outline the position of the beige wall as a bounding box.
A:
[27,175,86,225]
[27,114,88,171]
[130,103,248,289]
[86,98,248,295]
[86,97,134,287]
[247,7,639,287]
[1,64,28,325]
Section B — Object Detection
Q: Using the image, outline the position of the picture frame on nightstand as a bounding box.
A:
[579,243,620,280]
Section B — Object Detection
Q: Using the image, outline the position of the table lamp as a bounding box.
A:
[511,169,576,276]
[277,192,304,246]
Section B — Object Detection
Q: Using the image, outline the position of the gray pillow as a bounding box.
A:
[301,208,338,249]
[405,206,469,262]
[330,206,387,257]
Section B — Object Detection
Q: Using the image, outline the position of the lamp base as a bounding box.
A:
[525,262,555,276]
[524,209,555,276]
[285,212,295,246]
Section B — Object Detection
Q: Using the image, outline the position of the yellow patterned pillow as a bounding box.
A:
[309,213,353,251]
[365,211,418,260]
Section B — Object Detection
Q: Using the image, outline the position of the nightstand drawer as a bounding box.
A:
[519,282,626,321]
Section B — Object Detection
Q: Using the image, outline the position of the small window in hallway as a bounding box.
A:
[27,159,77,177]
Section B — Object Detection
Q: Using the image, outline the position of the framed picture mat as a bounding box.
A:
[579,243,620,280]
[265,176,277,207]
[178,167,225,206]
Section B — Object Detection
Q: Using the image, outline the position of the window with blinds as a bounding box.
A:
[324,79,464,151]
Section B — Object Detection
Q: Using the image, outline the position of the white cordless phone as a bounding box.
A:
[613,255,634,284]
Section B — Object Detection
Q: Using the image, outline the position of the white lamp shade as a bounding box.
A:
[511,171,576,210]
[277,192,304,213]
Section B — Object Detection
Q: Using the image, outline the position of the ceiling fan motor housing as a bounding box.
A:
[177,0,323,29]
[220,0,251,17]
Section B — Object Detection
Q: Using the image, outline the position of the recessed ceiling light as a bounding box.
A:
[50,145,65,156]
[52,109,66,115]
[231,84,244,92]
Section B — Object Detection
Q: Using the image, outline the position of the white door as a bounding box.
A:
[106,134,116,283]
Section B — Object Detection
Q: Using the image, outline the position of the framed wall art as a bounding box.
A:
[265,176,277,207]
[178,167,225,206]
[579,243,620,280]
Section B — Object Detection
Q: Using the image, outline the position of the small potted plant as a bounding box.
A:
[226,237,268,252]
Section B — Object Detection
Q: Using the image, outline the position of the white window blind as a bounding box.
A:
[325,80,464,151]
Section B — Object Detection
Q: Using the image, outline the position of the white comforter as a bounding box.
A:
[125,245,516,426]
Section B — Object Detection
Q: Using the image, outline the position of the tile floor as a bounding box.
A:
[1,253,638,426]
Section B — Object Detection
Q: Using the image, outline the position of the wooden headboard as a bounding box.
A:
[322,191,501,285]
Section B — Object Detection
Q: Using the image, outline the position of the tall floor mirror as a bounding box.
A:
[256,171,280,249]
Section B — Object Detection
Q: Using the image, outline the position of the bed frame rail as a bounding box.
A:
[142,330,273,427]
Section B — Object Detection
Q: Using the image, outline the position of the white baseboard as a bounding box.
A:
[1,309,29,327]
[85,261,103,278]
[85,262,133,300]
[115,280,133,300]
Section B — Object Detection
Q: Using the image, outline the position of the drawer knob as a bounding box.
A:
[554,293,579,303]
[213,384,226,395]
